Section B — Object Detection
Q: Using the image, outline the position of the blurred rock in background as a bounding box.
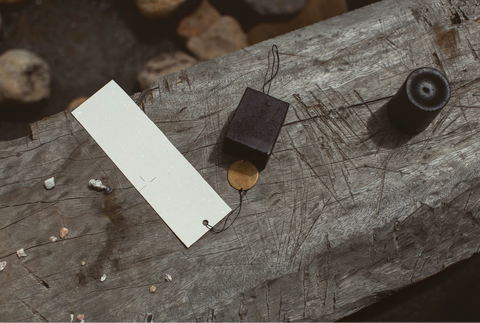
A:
[138,51,198,90]
[177,0,221,38]
[248,0,347,44]
[243,0,306,16]
[187,16,247,61]
[0,0,25,3]
[0,0,180,140]
[65,96,88,111]
[0,49,50,107]
[136,0,188,19]
[177,0,247,61]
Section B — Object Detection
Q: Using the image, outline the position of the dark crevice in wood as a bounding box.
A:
[18,299,49,322]
[21,264,50,289]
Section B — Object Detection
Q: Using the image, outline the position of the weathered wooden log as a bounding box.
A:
[1,0,480,321]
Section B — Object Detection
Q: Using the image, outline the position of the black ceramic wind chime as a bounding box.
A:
[204,45,290,233]
[387,67,450,134]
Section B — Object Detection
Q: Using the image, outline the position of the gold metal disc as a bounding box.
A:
[227,160,259,191]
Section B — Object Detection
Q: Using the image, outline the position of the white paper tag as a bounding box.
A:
[72,80,231,247]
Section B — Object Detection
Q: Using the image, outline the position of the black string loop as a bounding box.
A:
[204,189,245,233]
[262,45,280,96]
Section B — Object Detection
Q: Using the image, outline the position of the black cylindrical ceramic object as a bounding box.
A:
[387,67,450,134]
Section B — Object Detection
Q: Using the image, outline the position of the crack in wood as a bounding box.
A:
[21,264,50,289]
[18,299,48,322]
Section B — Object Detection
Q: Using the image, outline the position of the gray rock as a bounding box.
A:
[248,0,347,44]
[243,0,305,16]
[186,16,248,61]
[137,52,198,90]
[177,0,221,39]
[0,49,50,106]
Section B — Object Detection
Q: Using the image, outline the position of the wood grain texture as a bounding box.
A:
[2,0,480,321]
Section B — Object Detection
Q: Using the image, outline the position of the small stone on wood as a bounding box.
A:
[76,314,84,323]
[89,179,113,195]
[0,261,6,272]
[149,285,156,293]
[44,177,55,190]
[164,273,172,282]
[81,261,86,266]
[88,179,106,190]
[100,274,107,282]
[59,227,69,239]
[16,248,26,258]
[49,236,58,243]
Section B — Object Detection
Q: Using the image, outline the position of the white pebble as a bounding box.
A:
[164,273,172,282]
[0,261,6,271]
[16,248,27,258]
[89,179,106,190]
[49,236,58,243]
[44,177,55,190]
[69,314,74,322]
[89,178,113,195]
[100,274,107,282]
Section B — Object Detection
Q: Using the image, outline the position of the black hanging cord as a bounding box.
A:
[262,45,280,96]
[204,189,246,233]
